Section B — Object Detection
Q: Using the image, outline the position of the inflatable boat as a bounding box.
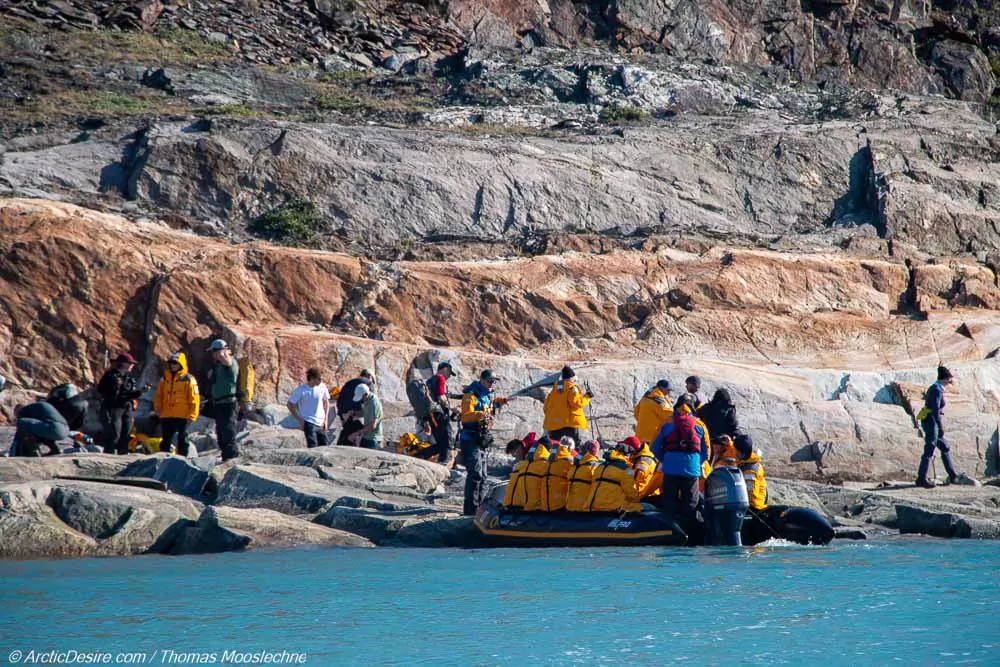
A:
[738,506,835,546]
[474,499,688,547]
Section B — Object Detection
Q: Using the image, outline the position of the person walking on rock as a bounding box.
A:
[356,383,383,450]
[459,369,510,515]
[287,367,330,449]
[916,366,960,488]
[206,339,241,461]
[97,352,143,455]
[542,366,592,445]
[153,352,200,456]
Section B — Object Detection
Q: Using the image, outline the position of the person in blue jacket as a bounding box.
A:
[652,393,708,520]
[916,366,959,488]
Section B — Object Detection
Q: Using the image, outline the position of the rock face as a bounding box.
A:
[1,199,999,481]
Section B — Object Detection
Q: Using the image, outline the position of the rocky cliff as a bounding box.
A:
[2,2,1000,484]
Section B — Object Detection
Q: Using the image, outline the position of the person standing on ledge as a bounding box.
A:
[542,365,592,445]
[916,365,960,488]
[287,367,330,449]
[206,339,241,461]
[685,376,708,410]
[97,352,142,455]
[153,352,200,456]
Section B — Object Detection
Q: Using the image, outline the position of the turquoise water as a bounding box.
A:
[2,538,998,666]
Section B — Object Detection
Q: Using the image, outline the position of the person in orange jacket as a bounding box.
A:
[152,352,199,456]
[566,440,603,511]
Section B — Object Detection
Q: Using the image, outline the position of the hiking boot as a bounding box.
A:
[945,475,959,486]
[915,477,935,489]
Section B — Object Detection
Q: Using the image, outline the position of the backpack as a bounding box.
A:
[406,377,433,420]
[237,356,255,403]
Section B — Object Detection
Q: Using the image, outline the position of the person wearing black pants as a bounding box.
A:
[461,432,490,516]
[213,399,239,461]
[159,418,189,456]
[427,362,456,466]
[97,353,142,455]
[916,365,960,487]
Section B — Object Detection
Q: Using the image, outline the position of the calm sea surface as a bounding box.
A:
[2,538,998,666]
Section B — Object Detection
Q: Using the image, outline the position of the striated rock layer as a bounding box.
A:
[2,198,998,482]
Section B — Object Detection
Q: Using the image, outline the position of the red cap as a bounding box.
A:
[619,436,642,451]
[115,353,137,365]
[521,432,537,447]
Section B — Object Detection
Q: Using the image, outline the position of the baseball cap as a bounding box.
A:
[207,339,229,352]
[480,369,498,383]
[354,383,371,402]
[115,352,137,365]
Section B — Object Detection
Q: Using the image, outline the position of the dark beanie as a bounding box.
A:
[734,433,753,458]
[561,366,575,379]
[937,366,953,381]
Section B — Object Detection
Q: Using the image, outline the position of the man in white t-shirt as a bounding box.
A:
[287,367,330,448]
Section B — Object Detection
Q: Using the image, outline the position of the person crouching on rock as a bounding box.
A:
[152,352,200,456]
[356,383,383,450]
[287,367,330,449]
[652,393,708,521]
[97,352,143,455]
[916,365,960,488]
[542,365,592,445]
[206,339,240,461]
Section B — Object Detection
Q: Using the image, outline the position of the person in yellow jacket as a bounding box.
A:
[152,352,199,456]
[634,379,673,443]
[504,437,552,510]
[622,435,661,499]
[542,366,592,445]
[585,446,643,513]
[543,436,575,511]
[566,440,602,511]
[733,433,767,510]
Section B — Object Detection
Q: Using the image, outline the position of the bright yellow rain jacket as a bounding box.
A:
[542,380,590,431]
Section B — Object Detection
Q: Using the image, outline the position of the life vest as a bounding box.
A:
[503,460,531,508]
[585,452,643,513]
[460,381,493,430]
[542,446,574,511]
[739,453,768,510]
[566,454,601,512]
[663,414,701,454]
[521,444,552,511]
[397,432,433,458]
[630,444,660,499]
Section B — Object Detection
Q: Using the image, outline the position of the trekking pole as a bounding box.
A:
[585,382,603,443]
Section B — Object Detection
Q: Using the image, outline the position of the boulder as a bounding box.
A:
[247,446,449,495]
[0,479,201,558]
[0,454,132,483]
[0,482,98,559]
[170,506,372,554]
[385,515,487,548]
[313,505,447,543]
[896,504,1000,539]
[214,463,435,516]
[47,480,201,554]
[119,454,211,498]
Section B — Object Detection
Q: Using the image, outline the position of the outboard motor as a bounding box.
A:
[703,466,749,546]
